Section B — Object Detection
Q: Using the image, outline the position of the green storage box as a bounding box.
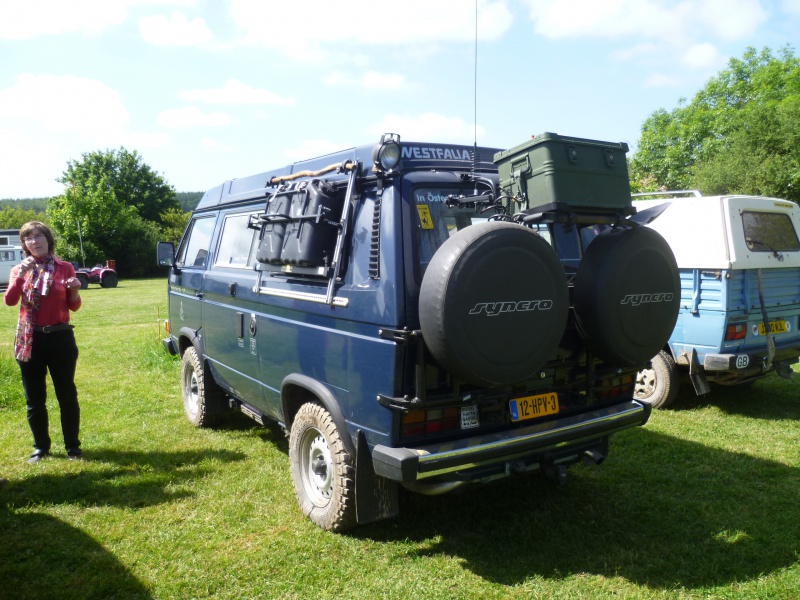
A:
[494,132,631,212]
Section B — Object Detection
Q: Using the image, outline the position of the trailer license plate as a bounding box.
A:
[756,320,789,335]
[510,392,559,422]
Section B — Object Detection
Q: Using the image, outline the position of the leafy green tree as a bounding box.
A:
[159,207,191,245]
[48,148,179,276]
[0,205,44,230]
[631,46,800,201]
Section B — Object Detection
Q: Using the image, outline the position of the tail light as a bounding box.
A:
[597,374,635,400]
[725,323,747,341]
[402,407,460,437]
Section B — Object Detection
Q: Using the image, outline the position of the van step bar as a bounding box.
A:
[229,399,266,426]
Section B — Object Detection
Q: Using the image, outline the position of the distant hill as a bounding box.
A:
[1,192,205,213]
[0,197,49,212]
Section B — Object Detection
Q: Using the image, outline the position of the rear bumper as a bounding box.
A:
[371,400,650,483]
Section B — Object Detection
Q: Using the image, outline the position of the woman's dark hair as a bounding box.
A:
[19,221,55,257]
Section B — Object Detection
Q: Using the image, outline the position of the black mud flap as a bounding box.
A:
[355,431,399,525]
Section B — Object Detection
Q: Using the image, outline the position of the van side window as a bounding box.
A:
[742,211,800,252]
[215,212,258,268]
[176,216,216,268]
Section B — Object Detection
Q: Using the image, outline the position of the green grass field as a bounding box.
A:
[1,278,799,599]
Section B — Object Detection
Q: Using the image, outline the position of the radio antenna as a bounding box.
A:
[471,0,479,191]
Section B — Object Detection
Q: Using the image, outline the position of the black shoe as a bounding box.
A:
[67,450,83,461]
[27,450,49,464]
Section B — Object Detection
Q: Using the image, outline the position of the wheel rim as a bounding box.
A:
[634,367,656,400]
[300,428,333,507]
[184,366,200,418]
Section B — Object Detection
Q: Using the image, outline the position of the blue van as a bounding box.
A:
[631,192,800,408]
[158,134,680,530]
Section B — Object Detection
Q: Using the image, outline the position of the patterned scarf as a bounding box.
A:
[14,254,55,362]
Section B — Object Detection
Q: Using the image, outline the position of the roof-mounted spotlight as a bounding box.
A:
[372,133,401,172]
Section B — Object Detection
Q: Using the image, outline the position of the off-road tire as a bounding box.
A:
[76,273,89,290]
[181,346,226,427]
[419,221,569,387]
[101,272,118,288]
[289,402,356,532]
[634,350,679,409]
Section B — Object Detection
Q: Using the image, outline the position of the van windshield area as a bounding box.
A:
[742,211,800,253]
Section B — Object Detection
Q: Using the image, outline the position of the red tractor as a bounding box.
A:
[75,260,118,289]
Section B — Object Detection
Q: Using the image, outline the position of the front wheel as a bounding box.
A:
[101,272,118,288]
[180,346,226,427]
[289,402,356,531]
[634,350,679,409]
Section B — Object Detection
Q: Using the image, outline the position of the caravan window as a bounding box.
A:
[742,211,800,252]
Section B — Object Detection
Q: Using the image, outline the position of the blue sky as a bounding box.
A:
[1,0,799,199]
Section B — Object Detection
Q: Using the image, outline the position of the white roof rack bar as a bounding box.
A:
[632,190,703,198]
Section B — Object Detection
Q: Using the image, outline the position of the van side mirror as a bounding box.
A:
[157,241,176,269]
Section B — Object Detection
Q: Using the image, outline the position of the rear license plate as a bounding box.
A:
[461,405,479,429]
[756,320,789,335]
[510,392,559,422]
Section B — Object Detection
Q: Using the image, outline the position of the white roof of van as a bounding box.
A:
[632,194,800,270]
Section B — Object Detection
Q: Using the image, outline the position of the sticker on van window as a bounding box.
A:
[417,205,434,230]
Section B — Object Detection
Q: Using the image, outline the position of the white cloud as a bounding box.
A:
[229,0,513,60]
[179,79,295,106]
[782,0,800,14]
[139,11,214,46]
[0,74,129,140]
[361,72,407,90]
[368,113,484,143]
[158,106,231,128]
[0,0,127,39]
[0,129,67,197]
[325,71,408,91]
[520,0,766,42]
[682,43,725,70]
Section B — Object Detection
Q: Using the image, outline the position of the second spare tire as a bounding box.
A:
[573,226,680,367]
[419,221,569,388]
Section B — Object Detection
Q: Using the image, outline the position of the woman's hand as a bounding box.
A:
[17,256,36,276]
[65,277,82,289]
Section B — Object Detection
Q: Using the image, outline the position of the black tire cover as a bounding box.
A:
[419,221,569,387]
[573,226,680,366]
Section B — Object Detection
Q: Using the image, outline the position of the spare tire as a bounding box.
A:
[573,226,680,366]
[419,221,569,388]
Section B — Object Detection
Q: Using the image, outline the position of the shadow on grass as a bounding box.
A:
[0,448,246,599]
[354,428,800,591]
[665,375,800,421]
[1,448,246,508]
[0,509,153,600]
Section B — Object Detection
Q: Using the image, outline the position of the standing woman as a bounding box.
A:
[3,221,83,464]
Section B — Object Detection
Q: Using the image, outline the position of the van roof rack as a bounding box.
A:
[632,190,703,199]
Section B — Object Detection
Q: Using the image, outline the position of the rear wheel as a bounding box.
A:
[634,350,679,409]
[76,273,89,289]
[181,346,226,427]
[289,402,356,531]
